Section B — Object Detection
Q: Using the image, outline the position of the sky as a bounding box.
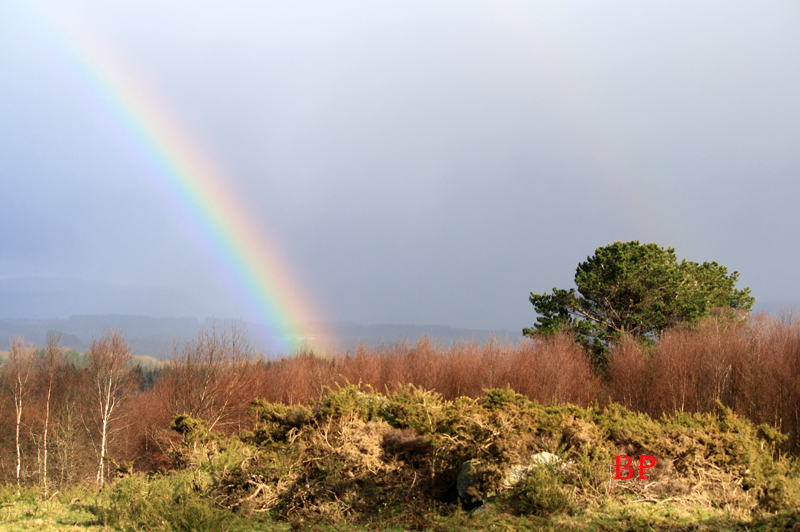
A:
[1,0,799,338]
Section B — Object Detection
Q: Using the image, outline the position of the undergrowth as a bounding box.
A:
[79,383,800,531]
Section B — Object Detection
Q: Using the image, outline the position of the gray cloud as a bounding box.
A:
[1,1,799,333]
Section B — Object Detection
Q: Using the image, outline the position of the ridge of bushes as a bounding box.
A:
[98,384,800,530]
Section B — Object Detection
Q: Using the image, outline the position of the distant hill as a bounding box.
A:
[0,277,512,357]
[1,305,797,359]
[0,315,204,358]
[324,322,512,349]
[0,315,510,359]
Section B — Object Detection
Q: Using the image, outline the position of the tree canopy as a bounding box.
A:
[524,241,754,354]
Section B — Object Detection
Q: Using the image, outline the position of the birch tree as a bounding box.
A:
[88,330,132,486]
[38,331,62,495]
[4,337,35,488]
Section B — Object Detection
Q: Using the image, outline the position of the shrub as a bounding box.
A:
[97,471,242,532]
[502,464,574,517]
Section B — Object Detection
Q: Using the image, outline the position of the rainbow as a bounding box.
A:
[26,2,328,354]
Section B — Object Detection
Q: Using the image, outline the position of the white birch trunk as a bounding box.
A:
[97,375,116,486]
[15,392,23,487]
[42,383,51,496]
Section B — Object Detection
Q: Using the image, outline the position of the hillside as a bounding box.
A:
[0,315,509,358]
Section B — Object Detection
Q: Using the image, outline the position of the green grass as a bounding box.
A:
[424,503,800,532]
[1,490,798,532]
[0,487,104,532]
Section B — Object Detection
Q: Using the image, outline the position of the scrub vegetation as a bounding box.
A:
[0,313,799,530]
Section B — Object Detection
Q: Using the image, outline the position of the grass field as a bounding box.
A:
[1,493,799,531]
[0,490,102,532]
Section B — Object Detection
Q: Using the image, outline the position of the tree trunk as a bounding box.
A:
[42,330,61,496]
[96,377,114,486]
[42,383,52,495]
[15,394,23,487]
[7,337,34,491]
[87,330,131,486]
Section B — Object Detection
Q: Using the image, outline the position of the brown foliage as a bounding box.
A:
[606,312,800,452]
[6,313,800,489]
[247,334,600,408]
[154,323,257,433]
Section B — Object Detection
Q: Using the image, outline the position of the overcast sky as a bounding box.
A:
[1,0,799,334]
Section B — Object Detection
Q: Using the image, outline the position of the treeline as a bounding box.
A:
[1,313,799,491]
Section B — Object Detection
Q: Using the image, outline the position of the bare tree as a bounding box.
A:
[88,330,132,486]
[158,323,256,432]
[4,337,35,488]
[38,331,63,496]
